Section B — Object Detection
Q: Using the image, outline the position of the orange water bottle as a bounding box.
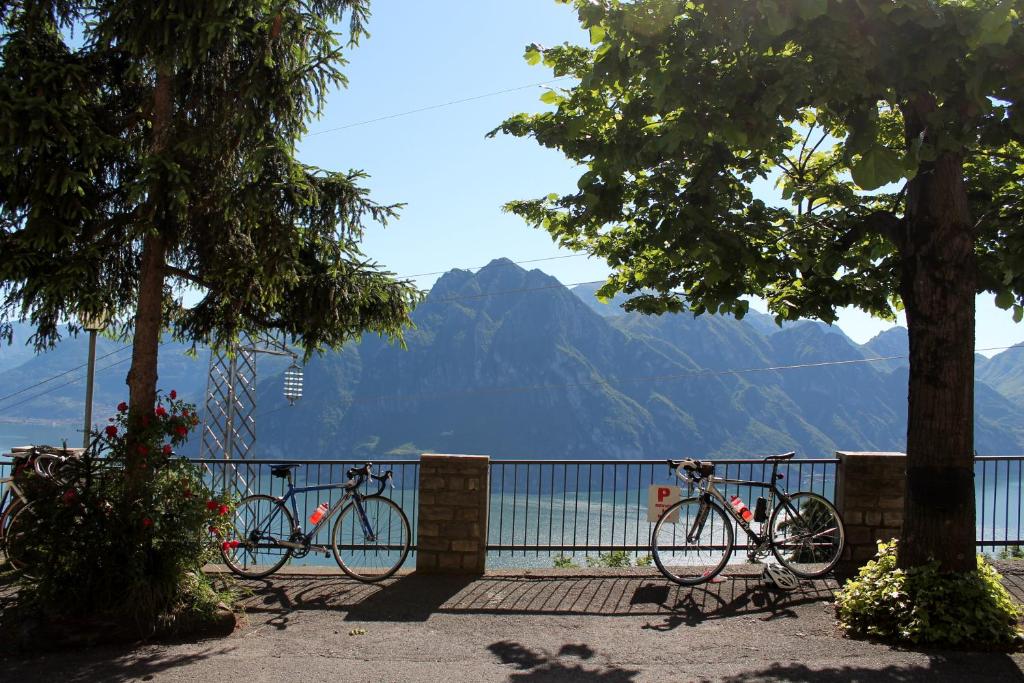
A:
[309,502,329,525]
[729,495,753,522]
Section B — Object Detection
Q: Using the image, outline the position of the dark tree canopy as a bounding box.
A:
[0,0,419,365]
[494,0,1024,572]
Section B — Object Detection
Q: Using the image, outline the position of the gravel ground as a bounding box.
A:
[1,565,1023,682]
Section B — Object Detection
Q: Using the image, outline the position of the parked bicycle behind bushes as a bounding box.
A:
[2,391,237,631]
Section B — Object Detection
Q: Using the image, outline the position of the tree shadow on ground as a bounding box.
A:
[0,646,235,683]
[636,577,829,630]
[230,570,836,628]
[714,656,1024,682]
[488,640,639,682]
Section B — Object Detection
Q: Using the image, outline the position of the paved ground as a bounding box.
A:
[2,565,1024,682]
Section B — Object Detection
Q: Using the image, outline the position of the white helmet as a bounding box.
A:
[762,562,800,591]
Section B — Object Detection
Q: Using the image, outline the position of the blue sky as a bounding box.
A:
[297,0,1022,354]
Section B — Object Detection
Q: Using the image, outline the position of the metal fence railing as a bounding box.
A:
[2,453,1022,563]
[0,456,420,559]
[190,458,421,552]
[486,458,838,560]
[976,456,1024,554]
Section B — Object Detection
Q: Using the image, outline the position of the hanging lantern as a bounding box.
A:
[283,361,304,405]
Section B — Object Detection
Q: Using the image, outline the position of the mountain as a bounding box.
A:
[0,322,42,373]
[977,344,1024,411]
[2,258,1022,459]
[251,259,1024,459]
[0,334,209,425]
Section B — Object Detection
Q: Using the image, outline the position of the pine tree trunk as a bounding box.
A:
[898,97,977,572]
[126,69,171,460]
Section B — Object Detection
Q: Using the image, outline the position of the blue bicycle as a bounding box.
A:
[220,462,411,581]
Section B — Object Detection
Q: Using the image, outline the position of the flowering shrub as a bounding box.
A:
[13,391,235,634]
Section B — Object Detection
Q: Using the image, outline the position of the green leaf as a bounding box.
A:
[969,0,1015,49]
[796,0,828,20]
[1013,305,1023,324]
[589,25,606,45]
[540,90,561,105]
[851,146,906,190]
[761,0,792,36]
[525,46,542,66]
[995,289,1015,310]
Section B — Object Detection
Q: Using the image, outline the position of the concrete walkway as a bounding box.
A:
[2,565,1023,682]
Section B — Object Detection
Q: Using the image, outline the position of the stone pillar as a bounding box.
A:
[834,451,906,580]
[416,454,490,574]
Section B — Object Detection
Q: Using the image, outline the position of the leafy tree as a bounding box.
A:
[0,0,419,451]
[493,0,1024,572]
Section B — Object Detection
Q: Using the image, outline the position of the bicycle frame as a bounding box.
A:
[252,479,376,553]
[673,461,805,549]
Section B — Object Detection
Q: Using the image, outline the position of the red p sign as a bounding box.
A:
[657,487,671,503]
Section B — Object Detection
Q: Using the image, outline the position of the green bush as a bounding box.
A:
[553,554,579,569]
[836,539,1023,647]
[998,545,1024,560]
[635,553,653,567]
[11,392,235,636]
[585,550,632,568]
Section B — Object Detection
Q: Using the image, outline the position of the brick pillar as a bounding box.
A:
[416,454,489,574]
[834,451,906,580]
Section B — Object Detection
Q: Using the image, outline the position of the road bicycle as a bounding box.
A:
[219,462,411,582]
[651,452,845,586]
[1,445,81,571]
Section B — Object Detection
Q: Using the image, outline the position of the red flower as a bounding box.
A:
[220,540,240,552]
[137,444,148,456]
[117,401,128,413]
[175,426,188,437]
[209,526,220,537]
[62,489,77,505]
[182,409,190,418]
[155,406,167,417]
[218,504,229,516]
[206,500,218,511]
[162,444,173,455]
[169,390,177,400]
[105,425,118,438]
[142,517,152,528]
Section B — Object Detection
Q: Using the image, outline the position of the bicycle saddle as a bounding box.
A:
[763,452,796,462]
[270,463,302,478]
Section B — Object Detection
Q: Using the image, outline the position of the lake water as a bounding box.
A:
[3,423,1021,568]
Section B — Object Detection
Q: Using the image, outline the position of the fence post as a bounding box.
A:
[834,451,906,580]
[416,454,490,574]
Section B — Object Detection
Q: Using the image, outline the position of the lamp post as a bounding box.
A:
[79,311,107,448]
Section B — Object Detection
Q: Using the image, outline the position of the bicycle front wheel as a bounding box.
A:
[4,504,41,576]
[221,494,296,579]
[652,497,734,586]
[332,496,410,582]
[769,492,845,578]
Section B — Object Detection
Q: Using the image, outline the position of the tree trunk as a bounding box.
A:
[127,232,165,414]
[898,96,977,572]
[126,69,172,449]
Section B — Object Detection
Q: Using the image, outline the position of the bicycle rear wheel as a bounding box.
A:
[652,497,734,585]
[769,492,845,578]
[332,496,410,582]
[221,494,296,579]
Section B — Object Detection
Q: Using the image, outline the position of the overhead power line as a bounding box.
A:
[0,353,133,416]
[251,344,1024,420]
[306,77,573,137]
[0,344,132,405]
